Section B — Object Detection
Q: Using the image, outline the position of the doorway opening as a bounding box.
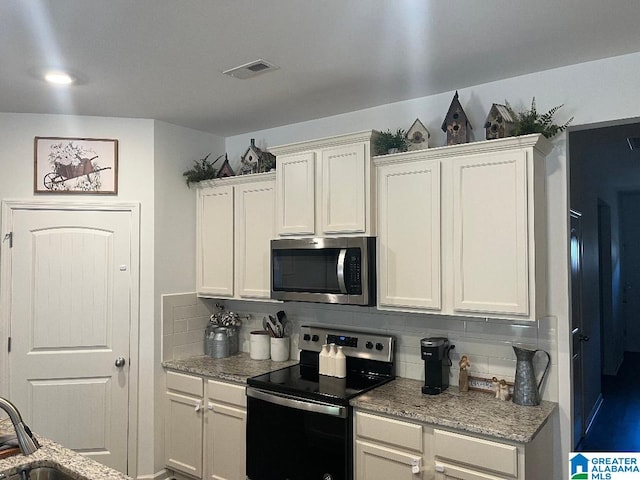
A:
[569,119,640,451]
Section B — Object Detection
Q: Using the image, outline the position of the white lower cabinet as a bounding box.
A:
[355,411,552,480]
[355,411,429,479]
[433,429,517,480]
[204,379,247,480]
[165,371,205,478]
[164,371,246,480]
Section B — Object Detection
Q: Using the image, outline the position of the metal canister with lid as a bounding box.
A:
[211,327,229,358]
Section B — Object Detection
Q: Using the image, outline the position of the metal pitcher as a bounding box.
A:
[512,346,550,406]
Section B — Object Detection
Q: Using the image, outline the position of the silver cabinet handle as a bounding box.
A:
[337,248,347,294]
[115,357,126,367]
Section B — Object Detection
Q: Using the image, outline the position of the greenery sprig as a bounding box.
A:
[183,153,225,186]
[506,98,573,138]
[374,129,409,155]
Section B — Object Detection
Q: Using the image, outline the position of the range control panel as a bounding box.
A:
[299,325,394,363]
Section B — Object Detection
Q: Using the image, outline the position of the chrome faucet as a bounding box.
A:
[0,397,40,455]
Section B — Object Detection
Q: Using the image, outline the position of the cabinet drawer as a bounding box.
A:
[435,462,508,480]
[207,379,246,407]
[356,412,422,452]
[166,371,203,397]
[434,429,517,477]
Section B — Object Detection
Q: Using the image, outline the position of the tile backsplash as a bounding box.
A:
[161,293,558,401]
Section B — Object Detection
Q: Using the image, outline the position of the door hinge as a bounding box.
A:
[7,337,11,353]
[3,232,12,248]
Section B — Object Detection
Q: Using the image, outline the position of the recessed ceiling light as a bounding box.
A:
[223,59,279,80]
[44,70,75,85]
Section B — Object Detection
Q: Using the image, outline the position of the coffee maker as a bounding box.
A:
[420,337,454,395]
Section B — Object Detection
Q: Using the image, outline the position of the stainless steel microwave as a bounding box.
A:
[270,236,376,306]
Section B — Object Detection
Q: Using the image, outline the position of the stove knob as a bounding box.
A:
[365,341,374,350]
[312,334,320,342]
[303,334,311,341]
[375,343,384,351]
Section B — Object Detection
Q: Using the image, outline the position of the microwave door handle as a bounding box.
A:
[337,249,348,294]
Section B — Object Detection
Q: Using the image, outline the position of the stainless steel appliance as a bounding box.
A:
[246,326,395,480]
[420,337,454,395]
[270,236,376,306]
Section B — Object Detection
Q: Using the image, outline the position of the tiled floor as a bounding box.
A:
[578,352,640,452]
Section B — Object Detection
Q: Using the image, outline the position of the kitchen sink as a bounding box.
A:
[5,466,79,480]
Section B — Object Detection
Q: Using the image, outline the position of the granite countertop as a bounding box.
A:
[350,377,557,443]
[162,355,556,444]
[0,436,130,480]
[162,352,298,383]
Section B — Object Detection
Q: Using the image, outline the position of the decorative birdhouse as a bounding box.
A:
[484,103,515,140]
[406,118,430,150]
[216,155,236,178]
[441,91,472,145]
[240,138,276,175]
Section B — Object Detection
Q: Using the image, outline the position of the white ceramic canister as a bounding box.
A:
[250,331,270,360]
[270,336,290,362]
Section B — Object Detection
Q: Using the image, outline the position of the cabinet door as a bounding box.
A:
[275,152,316,235]
[205,402,247,480]
[322,143,366,234]
[435,462,508,480]
[377,159,441,310]
[356,440,423,480]
[235,180,275,299]
[197,186,234,297]
[165,392,203,478]
[451,150,529,315]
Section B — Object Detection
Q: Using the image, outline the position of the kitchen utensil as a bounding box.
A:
[265,321,276,338]
[268,315,282,338]
[512,346,551,406]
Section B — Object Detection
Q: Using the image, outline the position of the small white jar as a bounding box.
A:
[250,331,270,360]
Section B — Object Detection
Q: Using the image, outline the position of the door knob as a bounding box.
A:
[115,357,126,367]
[579,334,590,342]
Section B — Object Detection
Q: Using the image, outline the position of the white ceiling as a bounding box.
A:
[2,0,640,137]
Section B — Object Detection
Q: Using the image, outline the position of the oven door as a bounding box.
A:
[246,387,351,480]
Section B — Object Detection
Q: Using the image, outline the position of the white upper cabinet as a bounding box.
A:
[196,173,275,300]
[452,150,529,316]
[377,155,441,310]
[375,134,552,321]
[274,151,316,235]
[234,180,276,299]
[270,131,376,237]
[197,185,234,297]
[321,143,367,234]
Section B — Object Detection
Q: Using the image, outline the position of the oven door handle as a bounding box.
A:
[247,387,347,418]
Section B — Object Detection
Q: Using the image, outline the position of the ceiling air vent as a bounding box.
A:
[223,59,279,80]
[627,137,640,151]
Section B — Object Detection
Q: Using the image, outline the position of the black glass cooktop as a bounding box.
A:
[247,364,393,406]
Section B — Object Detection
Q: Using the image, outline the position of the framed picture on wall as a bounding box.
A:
[34,137,118,194]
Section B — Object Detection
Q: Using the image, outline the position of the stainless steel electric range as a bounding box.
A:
[246,325,395,480]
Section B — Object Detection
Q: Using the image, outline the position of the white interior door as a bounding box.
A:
[7,206,134,473]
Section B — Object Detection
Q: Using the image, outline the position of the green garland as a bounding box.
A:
[506,98,573,138]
